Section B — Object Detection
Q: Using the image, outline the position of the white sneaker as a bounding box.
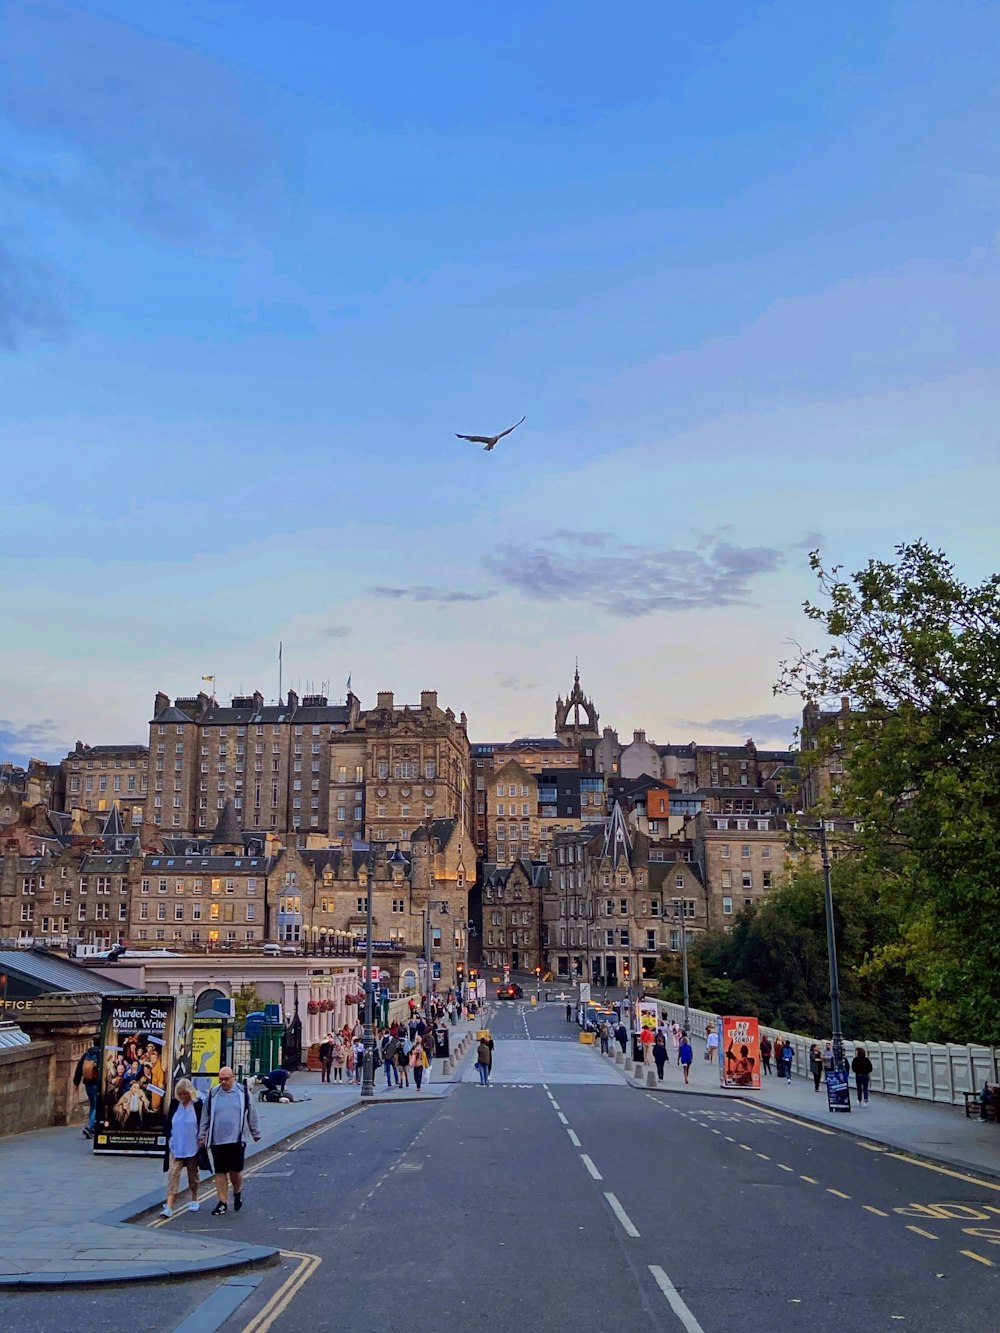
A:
[188,1201,200,1212]
[160,1205,172,1218]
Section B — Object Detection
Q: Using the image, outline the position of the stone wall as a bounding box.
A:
[0,1041,57,1137]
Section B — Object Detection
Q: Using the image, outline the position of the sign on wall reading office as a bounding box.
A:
[94,994,194,1156]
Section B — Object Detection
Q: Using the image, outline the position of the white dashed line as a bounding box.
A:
[649,1264,706,1333]
[567,1129,581,1147]
[580,1154,602,1180]
[557,1112,569,1125]
[604,1192,640,1237]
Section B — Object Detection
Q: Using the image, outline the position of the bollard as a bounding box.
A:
[615,1050,625,1065]
[646,1069,657,1088]
[624,1060,634,1076]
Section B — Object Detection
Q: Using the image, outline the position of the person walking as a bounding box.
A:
[679,1033,693,1084]
[780,1040,794,1084]
[640,1024,655,1066]
[352,1037,365,1085]
[652,1033,668,1082]
[809,1043,824,1092]
[476,1034,494,1086]
[852,1046,873,1105]
[705,1023,720,1064]
[398,1032,411,1089]
[566,1003,572,1022]
[421,1029,434,1083]
[161,1078,204,1218]
[199,1067,260,1217]
[773,1037,784,1072]
[598,1020,610,1055]
[331,1034,346,1082]
[760,1034,772,1076]
[382,1032,401,1089]
[73,1037,101,1140]
[822,1041,835,1073]
[410,1038,427,1092]
[615,1021,628,1055]
[318,1035,334,1084]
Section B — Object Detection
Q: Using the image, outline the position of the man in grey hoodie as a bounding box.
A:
[198,1067,261,1216]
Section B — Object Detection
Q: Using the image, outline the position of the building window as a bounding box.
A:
[741,845,751,859]
[722,897,733,915]
[357,897,368,914]
[392,898,404,913]
[763,872,773,889]
[742,872,752,889]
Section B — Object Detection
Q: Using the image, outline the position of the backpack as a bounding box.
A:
[81,1053,98,1084]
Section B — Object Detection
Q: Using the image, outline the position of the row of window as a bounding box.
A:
[136,901,254,922]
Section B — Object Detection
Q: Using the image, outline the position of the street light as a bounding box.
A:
[787,821,844,1070]
[672,898,690,1033]
[360,843,379,1100]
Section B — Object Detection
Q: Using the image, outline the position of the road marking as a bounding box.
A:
[567,1128,582,1147]
[864,1205,889,1216]
[241,1250,321,1333]
[649,1264,706,1333]
[581,1154,603,1180]
[557,1112,569,1125]
[550,1099,560,1110]
[739,1144,752,1152]
[735,1100,834,1134]
[883,1153,1000,1194]
[756,1153,770,1161]
[800,1175,818,1184]
[604,1192,640,1238]
[960,1250,995,1267]
[906,1225,939,1240]
[724,1136,735,1142]
[778,1164,794,1172]
[711,1129,722,1135]
[827,1188,850,1199]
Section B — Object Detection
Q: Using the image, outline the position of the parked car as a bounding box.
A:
[496,983,523,999]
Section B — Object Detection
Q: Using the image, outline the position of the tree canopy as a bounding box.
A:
[777,541,1000,1043]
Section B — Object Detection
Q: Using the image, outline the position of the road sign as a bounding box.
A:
[579,983,592,1003]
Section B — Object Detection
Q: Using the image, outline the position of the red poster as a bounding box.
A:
[721,1015,761,1089]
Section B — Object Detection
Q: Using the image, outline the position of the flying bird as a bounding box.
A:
[455,415,526,451]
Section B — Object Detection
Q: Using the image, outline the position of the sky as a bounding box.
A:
[2,0,999,764]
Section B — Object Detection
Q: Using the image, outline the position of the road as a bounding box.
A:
[2,996,997,1331]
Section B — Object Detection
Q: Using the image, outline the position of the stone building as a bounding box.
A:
[61,743,148,828]
[487,758,539,864]
[688,803,790,931]
[800,697,852,811]
[480,858,549,973]
[0,760,60,829]
[554,666,601,750]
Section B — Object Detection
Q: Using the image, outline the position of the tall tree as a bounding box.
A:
[778,541,1000,1042]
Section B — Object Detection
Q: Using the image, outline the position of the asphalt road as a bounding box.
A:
[2,997,997,1331]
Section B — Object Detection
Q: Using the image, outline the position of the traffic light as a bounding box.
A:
[622,960,630,980]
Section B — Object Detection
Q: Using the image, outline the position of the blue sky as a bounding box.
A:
[2,0,999,762]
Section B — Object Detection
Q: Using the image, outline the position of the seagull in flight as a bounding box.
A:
[455,415,526,452]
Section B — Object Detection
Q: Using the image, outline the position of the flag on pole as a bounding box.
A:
[202,675,214,683]
[346,672,352,692]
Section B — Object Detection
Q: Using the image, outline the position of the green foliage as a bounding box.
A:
[233,983,264,1028]
[689,860,918,1040]
[778,541,1000,1043]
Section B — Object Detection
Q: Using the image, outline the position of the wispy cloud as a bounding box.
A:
[495,673,539,692]
[544,530,610,548]
[680,713,798,744]
[0,717,70,764]
[0,234,69,348]
[483,534,783,617]
[793,531,824,550]
[319,624,352,639]
[0,0,281,247]
[369,585,496,606]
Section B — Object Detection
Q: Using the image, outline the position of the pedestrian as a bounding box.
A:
[352,1037,365,1084]
[566,1003,572,1022]
[73,1036,101,1140]
[679,1033,693,1084]
[161,1078,204,1218]
[615,1021,628,1054]
[822,1041,835,1072]
[640,1024,655,1066]
[773,1037,784,1072]
[421,1029,434,1082]
[670,1020,681,1053]
[653,1033,668,1082]
[598,1020,610,1055]
[780,1040,794,1084]
[410,1039,427,1092]
[476,1034,494,1085]
[331,1034,346,1082]
[382,1032,401,1089]
[760,1035,772,1076]
[318,1034,334,1084]
[705,1023,720,1063]
[809,1043,824,1092]
[198,1066,260,1217]
[852,1046,873,1105]
[398,1032,411,1089]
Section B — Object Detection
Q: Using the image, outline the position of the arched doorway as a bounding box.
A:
[196,987,228,1014]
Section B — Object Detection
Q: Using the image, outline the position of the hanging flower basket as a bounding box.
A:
[307,1000,320,1014]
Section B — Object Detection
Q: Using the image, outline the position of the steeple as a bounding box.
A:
[210,798,242,848]
[554,664,600,747]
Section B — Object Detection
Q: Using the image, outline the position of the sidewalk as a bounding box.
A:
[601,1034,1000,1182]
[0,1019,478,1289]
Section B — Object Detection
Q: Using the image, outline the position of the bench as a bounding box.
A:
[963,1090,999,1122]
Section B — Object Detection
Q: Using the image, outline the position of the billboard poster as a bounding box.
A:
[825,1068,853,1113]
[720,1015,762,1090]
[636,999,659,1033]
[94,995,193,1155]
[191,1015,227,1098]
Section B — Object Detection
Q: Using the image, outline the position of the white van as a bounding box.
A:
[262,943,281,957]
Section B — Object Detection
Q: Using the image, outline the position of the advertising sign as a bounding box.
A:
[720,1015,762,1090]
[94,995,193,1155]
[825,1068,853,1113]
[579,982,592,1003]
[636,999,659,1032]
[191,1015,227,1097]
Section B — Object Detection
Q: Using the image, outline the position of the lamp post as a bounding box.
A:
[789,821,844,1071]
[360,844,377,1100]
[672,898,690,1033]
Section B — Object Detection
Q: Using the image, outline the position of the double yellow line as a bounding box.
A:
[241,1250,321,1333]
